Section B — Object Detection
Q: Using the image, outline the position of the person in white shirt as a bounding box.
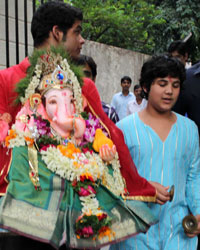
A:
[127,84,147,115]
[111,76,134,120]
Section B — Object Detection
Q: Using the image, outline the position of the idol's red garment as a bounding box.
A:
[82,78,156,201]
[0,58,30,195]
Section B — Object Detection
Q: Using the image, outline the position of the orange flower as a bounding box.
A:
[80,173,94,182]
[98,226,115,241]
[57,143,81,159]
[5,130,17,147]
[24,136,34,146]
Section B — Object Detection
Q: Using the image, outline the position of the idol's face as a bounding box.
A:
[45,88,75,122]
[147,76,180,113]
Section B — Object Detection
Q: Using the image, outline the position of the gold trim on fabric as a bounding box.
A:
[28,144,41,190]
[85,98,111,138]
[121,193,156,202]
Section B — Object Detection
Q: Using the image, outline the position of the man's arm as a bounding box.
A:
[110,95,116,109]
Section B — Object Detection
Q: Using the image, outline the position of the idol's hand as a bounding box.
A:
[99,144,116,162]
[186,215,200,238]
[149,181,170,205]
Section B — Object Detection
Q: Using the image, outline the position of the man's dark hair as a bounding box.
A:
[31,1,83,47]
[121,76,132,84]
[76,55,97,80]
[168,40,188,57]
[140,55,186,99]
[134,84,141,91]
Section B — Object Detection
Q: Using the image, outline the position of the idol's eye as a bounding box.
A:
[48,99,57,105]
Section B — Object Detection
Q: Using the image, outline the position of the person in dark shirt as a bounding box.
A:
[168,40,188,66]
[173,61,200,135]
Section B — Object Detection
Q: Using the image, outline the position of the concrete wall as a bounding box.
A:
[82,40,150,103]
[0,1,149,103]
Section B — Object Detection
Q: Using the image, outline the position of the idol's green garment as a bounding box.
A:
[0,146,157,249]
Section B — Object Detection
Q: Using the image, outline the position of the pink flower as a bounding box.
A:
[98,213,107,221]
[82,147,93,155]
[34,116,51,136]
[77,226,94,238]
[40,144,56,152]
[78,186,96,196]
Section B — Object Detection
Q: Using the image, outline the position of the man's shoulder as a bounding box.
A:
[128,92,134,97]
[186,61,200,77]
[111,92,122,101]
[0,58,29,73]
[128,97,137,105]
[113,92,122,97]
[0,58,29,83]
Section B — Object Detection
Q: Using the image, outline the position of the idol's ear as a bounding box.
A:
[82,94,88,109]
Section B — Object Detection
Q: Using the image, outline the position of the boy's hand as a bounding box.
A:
[186,215,200,238]
[149,181,170,205]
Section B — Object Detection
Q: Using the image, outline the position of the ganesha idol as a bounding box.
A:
[0,48,157,249]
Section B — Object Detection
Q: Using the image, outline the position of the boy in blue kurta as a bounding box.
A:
[111,55,200,250]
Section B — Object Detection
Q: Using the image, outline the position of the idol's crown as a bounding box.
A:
[38,65,73,95]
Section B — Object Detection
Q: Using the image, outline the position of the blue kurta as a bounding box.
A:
[111,112,200,250]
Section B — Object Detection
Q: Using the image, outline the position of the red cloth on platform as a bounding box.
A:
[82,78,156,200]
[0,58,30,195]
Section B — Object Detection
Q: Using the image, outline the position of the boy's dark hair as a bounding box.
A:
[168,40,188,57]
[140,55,186,99]
[121,76,132,84]
[134,84,141,91]
[76,55,97,80]
[31,1,83,48]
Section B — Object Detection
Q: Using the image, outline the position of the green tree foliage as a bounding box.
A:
[153,0,200,63]
[67,0,165,54]
[37,0,200,63]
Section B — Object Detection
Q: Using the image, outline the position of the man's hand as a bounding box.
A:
[149,181,170,205]
[186,215,200,238]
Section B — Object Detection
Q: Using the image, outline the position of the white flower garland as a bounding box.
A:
[80,194,104,215]
[41,146,125,196]
[41,146,105,182]
[6,125,31,148]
